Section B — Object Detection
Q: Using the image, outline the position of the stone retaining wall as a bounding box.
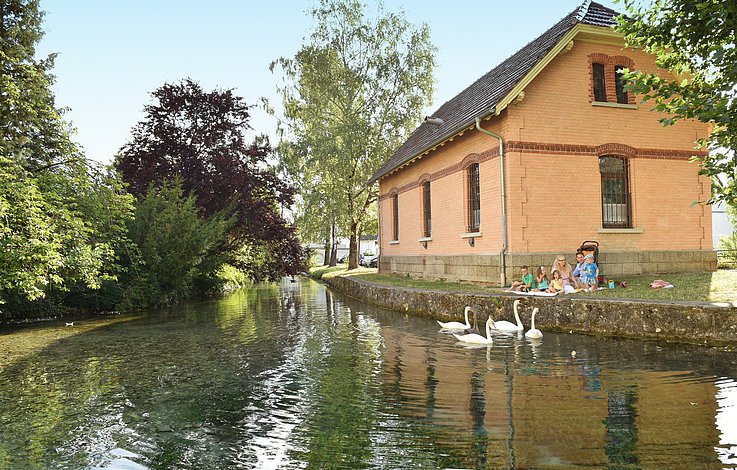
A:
[324,275,737,346]
[380,250,717,286]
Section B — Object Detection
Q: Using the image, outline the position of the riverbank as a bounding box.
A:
[314,270,737,347]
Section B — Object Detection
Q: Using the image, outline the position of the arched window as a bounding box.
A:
[615,65,628,104]
[467,163,480,231]
[391,193,399,241]
[592,62,607,102]
[599,156,631,228]
[422,181,431,237]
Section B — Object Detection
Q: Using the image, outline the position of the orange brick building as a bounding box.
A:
[368,1,715,286]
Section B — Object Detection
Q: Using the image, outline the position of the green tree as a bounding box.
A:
[1,1,135,308]
[0,156,134,306]
[272,0,435,269]
[116,80,306,281]
[616,0,737,204]
[122,179,234,308]
[276,139,346,266]
[718,204,737,266]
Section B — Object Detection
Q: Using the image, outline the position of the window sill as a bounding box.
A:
[597,227,643,234]
[461,231,482,238]
[592,101,638,110]
[417,237,432,242]
[389,240,400,245]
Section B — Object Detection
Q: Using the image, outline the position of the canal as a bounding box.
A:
[0,277,736,469]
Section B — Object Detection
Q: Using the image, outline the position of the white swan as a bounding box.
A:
[453,317,494,344]
[437,306,473,330]
[525,307,543,339]
[492,299,524,332]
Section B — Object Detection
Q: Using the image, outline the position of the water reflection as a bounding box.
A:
[0,278,735,468]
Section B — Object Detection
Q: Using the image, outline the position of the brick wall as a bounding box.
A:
[376,34,713,278]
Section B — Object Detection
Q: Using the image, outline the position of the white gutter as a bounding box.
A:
[475,115,508,287]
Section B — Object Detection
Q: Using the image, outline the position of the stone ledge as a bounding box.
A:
[322,275,737,347]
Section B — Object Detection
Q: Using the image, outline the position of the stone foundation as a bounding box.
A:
[379,250,717,286]
[324,275,737,346]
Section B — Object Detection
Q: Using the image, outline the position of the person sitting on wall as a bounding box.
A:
[551,255,579,293]
[509,265,535,292]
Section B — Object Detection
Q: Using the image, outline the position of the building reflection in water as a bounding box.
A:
[378,318,728,469]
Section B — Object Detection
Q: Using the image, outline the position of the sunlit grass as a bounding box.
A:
[588,270,737,303]
[308,265,376,279]
[309,265,737,304]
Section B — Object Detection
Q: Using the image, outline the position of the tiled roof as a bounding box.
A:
[368,1,620,185]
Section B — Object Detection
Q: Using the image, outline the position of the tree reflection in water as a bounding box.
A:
[0,278,735,468]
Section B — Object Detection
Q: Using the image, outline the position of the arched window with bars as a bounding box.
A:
[599,156,631,228]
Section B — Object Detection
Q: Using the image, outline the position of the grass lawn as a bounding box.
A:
[309,265,737,304]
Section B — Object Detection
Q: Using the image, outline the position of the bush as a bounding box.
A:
[120,179,234,309]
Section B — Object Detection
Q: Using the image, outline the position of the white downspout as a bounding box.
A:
[475,116,508,287]
[376,196,382,271]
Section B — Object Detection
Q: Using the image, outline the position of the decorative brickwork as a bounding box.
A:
[379,141,705,201]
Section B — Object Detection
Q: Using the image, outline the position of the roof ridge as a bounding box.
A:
[576,0,593,22]
[424,4,582,122]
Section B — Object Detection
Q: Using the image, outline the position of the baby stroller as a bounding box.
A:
[578,240,599,265]
[578,240,604,283]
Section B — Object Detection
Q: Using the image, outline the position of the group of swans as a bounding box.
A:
[438,300,542,344]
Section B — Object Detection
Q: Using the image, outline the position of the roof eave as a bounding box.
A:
[371,22,624,186]
[367,113,495,185]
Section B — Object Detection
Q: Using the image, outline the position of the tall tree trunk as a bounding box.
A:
[322,233,330,266]
[347,219,362,270]
[329,220,337,266]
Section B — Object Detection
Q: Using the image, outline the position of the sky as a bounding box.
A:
[36,0,620,164]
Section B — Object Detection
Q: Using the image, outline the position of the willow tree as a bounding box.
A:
[272,0,435,269]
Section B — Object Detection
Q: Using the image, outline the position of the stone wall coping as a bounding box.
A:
[343,275,736,310]
[323,274,737,346]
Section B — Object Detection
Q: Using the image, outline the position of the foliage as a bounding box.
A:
[718,204,737,266]
[0,0,77,168]
[116,79,307,281]
[272,0,435,268]
[0,157,134,302]
[1,1,135,308]
[616,0,737,204]
[120,179,234,309]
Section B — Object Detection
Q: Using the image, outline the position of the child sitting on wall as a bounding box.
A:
[510,265,535,292]
[549,270,564,293]
[532,265,550,292]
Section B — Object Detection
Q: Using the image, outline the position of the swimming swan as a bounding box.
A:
[438,306,473,330]
[525,307,543,339]
[492,299,524,332]
[453,317,495,344]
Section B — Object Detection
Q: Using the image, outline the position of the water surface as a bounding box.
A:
[1,278,736,469]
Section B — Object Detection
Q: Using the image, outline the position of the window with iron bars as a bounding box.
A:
[467,163,480,232]
[599,156,631,228]
[422,181,431,238]
[391,193,399,241]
